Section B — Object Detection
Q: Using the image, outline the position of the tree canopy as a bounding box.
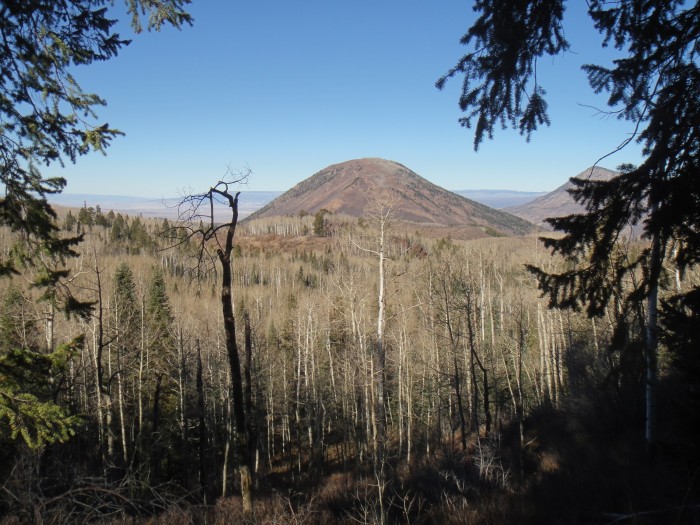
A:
[439,0,700,448]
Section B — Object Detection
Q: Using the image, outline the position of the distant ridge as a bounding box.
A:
[49,191,281,220]
[246,158,537,237]
[504,166,619,228]
[453,189,547,209]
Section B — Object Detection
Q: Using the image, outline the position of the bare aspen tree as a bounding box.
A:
[513,301,528,477]
[350,193,399,525]
[89,263,109,472]
[196,339,210,502]
[83,248,120,473]
[456,262,491,437]
[432,254,468,452]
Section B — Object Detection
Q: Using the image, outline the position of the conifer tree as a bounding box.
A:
[0,285,34,354]
[145,265,175,481]
[439,0,700,451]
[113,263,139,338]
[111,263,139,463]
[63,211,77,232]
[0,0,192,448]
[111,213,128,242]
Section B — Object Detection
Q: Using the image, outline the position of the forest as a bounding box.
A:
[2,0,700,523]
[1,199,697,524]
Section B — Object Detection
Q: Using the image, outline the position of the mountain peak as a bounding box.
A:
[505,166,619,227]
[246,158,536,237]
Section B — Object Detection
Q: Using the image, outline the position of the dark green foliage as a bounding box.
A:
[661,289,700,386]
[145,266,175,378]
[129,216,153,249]
[436,0,568,149]
[0,0,191,173]
[112,262,139,351]
[0,337,83,448]
[0,283,83,451]
[114,263,137,312]
[94,205,111,227]
[63,211,77,232]
[524,0,700,348]
[527,166,648,317]
[0,0,192,457]
[313,209,330,237]
[110,213,128,242]
[148,266,173,330]
[443,0,700,449]
[78,205,95,228]
[0,285,35,354]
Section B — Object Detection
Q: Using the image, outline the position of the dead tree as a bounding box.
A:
[350,193,402,525]
[172,169,254,513]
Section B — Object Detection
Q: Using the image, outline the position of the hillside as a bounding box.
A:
[505,166,619,227]
[246,158,537,237]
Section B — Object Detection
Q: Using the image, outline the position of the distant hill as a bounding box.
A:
[246,158,537,238]
[453,189,547,209]
[504,166,619,228]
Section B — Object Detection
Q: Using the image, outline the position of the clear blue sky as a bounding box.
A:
[47,1,644,198]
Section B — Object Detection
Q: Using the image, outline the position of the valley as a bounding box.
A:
[3,159,693,524]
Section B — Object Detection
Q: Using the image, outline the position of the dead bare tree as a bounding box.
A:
[171,168,254,514]
[349,192,405,525]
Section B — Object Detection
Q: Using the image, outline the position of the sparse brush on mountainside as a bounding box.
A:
[246,158,537,239]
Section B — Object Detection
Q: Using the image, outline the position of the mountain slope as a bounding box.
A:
[246,158,537,237]
[504,166,619,227]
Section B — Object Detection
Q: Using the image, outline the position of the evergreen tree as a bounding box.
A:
[78,205,95,228]
[129,216,152,249]
[144,266,175,481]
[0,285,82,449]
[63,210,77,232]
[94,205,110,227]
[439,0,700,451]
[0,285,34,355]
[313,209,329,237]
[0,0,192,450]
[111,213,127,242]
[114,264,138,319]
[147,266,173,335]
[0,338,83,448]
[110,263,140,465]
[113,263,140,357]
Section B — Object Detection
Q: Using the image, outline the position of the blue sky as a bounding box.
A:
[47,1,644,198]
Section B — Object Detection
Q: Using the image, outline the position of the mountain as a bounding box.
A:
[504,166,619,228]
[453,189,547,209]
[49,189,542,218]
[246,158,537,237]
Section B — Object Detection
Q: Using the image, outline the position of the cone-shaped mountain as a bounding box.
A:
[247,158,536,237]
[505,166,619,228]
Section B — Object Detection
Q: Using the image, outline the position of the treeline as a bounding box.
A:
[63,204,172,251]
[0,211,696,524]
